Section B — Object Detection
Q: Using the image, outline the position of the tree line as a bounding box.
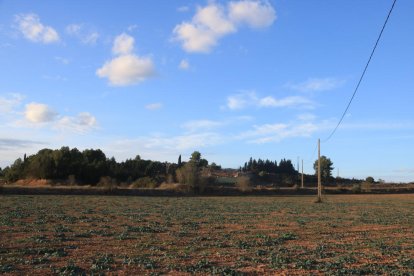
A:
[1,147,170,185]
[1,146,338,189]
[241,157,296,175]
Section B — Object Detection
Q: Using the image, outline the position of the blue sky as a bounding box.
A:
[0,0,413,182]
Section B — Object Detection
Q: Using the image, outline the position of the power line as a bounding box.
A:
[323,0,397,142]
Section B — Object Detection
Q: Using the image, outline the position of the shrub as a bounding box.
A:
[97,176,118,191]
[131,177,158,189]
[236,176,252,192]
[176,162,199,193]
[351,183,362,193]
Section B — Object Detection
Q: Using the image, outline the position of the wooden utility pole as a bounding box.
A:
[317,139,322,202]
[301,159,304,188]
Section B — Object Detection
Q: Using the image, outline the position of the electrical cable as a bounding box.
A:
[323,0,397,142]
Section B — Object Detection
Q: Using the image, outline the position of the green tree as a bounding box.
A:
[176,151,210,193]
[26,149,55,179]
[365,176,375,183]
[190,151,201,164]
[176,161,199,191]
[313,156,334,181]
[4,158,25,182]
[178,154,182,167]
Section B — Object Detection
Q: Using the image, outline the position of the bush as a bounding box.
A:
[351,183,362,194]
[236,176,252,192]
[97,176,118,191]
[176,162,200,193]
[131,177,158,189]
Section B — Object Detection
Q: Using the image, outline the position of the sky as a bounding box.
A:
[0,0,413,182]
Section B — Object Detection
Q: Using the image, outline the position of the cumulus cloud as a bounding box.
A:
[178,59,190,70]
[15,13,59,43]
[228,0,276,28]
[112,33,134,55]
[66,23,99,45]
[145,103,163,110]
[96,33,155,86]
[97,54,155,86]
[24,102,57,123]
[173,3,235,54]
[226,92,313,110]
[286,78,345,92]
[173,0,276,53]
[21,102,97,133]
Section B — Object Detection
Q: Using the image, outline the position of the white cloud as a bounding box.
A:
[97,33,155,86]
[228,0,276,28]
[227,92,255,110]
[56,112,97,133]
[178,59,190,70]
[0,94,24,114]
[66,23,99,45]
[66,24,81,35]
[286,78,345,92]
[15,13,59,44]
[173,2,236,54]
[226,92,313,110]
[145,103,163,110]
[112,33,134,55]
[20,101,97,133]
[258,96,313,108]
[82,32,99,45]
[194,4,236,36]
[173,0,275,53]
[96,54,155,86]
[24,102,57,123]
[240,122,318,144]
